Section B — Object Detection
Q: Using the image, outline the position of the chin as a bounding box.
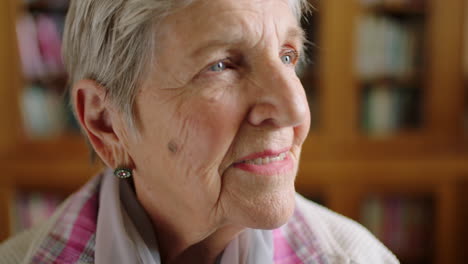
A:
[240,186,297,230]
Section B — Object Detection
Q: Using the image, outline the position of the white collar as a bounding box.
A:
[95,169,274,264]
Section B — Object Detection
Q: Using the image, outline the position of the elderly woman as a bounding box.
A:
[1,0,398,263]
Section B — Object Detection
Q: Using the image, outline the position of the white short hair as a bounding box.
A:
[62,0,310,130]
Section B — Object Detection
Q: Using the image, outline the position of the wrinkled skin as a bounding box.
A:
[75,0,310,263]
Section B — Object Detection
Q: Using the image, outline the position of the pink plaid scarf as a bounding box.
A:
[29,172,326,263]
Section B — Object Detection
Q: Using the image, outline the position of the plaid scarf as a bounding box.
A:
[29,173,326,264]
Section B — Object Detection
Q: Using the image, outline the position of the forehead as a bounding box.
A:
[157,0,298,50]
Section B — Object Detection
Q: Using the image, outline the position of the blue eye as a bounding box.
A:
[281,55,292,65]
[281,50,299,66]
[209,61,227,72]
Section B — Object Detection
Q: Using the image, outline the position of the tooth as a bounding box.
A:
[254,158,262,165]
[264,157,270,164]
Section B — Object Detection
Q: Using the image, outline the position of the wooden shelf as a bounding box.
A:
[2,157,99,192]
[24,73,68,92]
[299,130,468,160]
[1,134,100,192]
[2,135,100,191]
[19,1,68,14]
[359,74,424,88]
[297,157,468,187]
[364,3,427,17]
[8,133,88,159]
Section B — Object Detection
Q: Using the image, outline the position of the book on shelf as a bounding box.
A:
[361,84,421,136]
[20,84,73,138]
[10,191,64,234]
[16,13,65,80]
[355,13,424,81]
[16,1,78,138]
[360,195,433,261]
[362,83,396,136]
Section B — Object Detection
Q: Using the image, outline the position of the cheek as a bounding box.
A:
[175,97,241,166]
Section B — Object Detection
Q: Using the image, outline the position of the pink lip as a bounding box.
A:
[236,147,291,162]
[233,147,294,176]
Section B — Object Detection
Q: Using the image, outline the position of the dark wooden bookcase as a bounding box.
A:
[0,0,467,263]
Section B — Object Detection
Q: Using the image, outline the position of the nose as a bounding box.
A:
[247,62,310,128]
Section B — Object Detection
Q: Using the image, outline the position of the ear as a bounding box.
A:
[72,79,132,169]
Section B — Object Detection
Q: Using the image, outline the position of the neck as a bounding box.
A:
[158,224,244,264]
[134,178,244,264]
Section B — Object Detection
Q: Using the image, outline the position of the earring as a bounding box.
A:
[114,168,133,179]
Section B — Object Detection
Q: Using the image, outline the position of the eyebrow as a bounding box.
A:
[287,26,307,50]
[191,25,307,58]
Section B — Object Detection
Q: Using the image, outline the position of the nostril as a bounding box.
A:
[247,100,309,128]
[247,104,274,126]
[261,118,277,127]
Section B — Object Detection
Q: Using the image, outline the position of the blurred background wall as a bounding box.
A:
[0,0,467,263]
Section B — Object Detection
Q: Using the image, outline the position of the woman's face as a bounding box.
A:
[129,0,310,230]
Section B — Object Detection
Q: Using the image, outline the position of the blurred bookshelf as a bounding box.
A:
[0,0,467,264]
[360,194,435,264]
[356,2,426,137]
[0,0,97,242]
[297,0,468,264]
[15,0,78,139]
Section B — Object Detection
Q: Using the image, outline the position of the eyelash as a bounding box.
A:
[197,57,234,75]
[281,49,300,66]
[208,59,234,73]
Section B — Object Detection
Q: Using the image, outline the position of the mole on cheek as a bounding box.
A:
[168,140,179,154]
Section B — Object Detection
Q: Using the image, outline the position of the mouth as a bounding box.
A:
[234,147,291,164]
[231,148,294,176]
[236,152,288,165]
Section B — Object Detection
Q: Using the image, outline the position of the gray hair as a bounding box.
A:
[62,0,311,131]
